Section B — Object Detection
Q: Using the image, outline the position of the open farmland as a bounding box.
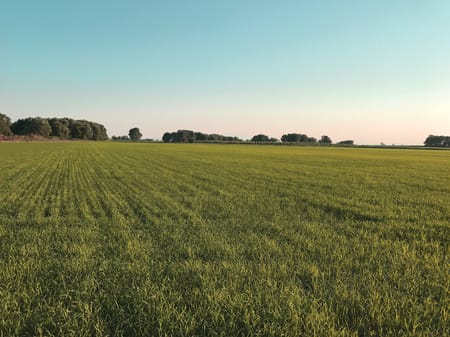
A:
[0,142,448,336]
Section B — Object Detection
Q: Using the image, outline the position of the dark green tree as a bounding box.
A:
[424,135,450,147]
[162,132,172,142]
[338,140,354,145]
[281,133,300,142]
[319,135,332,144]
[129,128,143,141]
[91,123,108,140]
[281,133,316,143]
[49,119,70,138]
[0,113,12,136]
[194,132,208,141]
[163,130,242,143]
[10,116,107,140]
[70,120,93,140]
[174,130,195,143]
[208,134,220,141]
[11,117,52,137]
[251,134,270,142]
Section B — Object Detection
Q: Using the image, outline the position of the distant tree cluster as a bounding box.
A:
[279,133,333,144]
[281,133,316,143]
[162,130,242,143]
[250,134,278,142]
[112,135,130,141]
[319,135,332,144]
[424,135,450,147]
[337,140,354,145]
[162,130,339,144]
[9,117,108,140]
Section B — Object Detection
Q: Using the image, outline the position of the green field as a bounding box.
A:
[0,142,448,336]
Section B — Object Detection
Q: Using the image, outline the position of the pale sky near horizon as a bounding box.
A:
[1,0,449,144]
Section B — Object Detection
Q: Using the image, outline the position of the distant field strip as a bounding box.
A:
[0,142,448,336]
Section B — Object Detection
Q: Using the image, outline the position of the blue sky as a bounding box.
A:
[1,0,449,144]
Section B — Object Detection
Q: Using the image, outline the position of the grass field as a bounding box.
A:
[0,142,448,336]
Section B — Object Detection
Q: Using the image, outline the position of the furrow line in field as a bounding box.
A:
[57,153,85,219]
[54,153,76,218]
[18,154,61,220]
[74,149,155,221]
[0,152,52,200]
[85,149,238,264]
[67,146,165,223]
[104,152,380,250]
[83,150,173,218]
[104,150,303,212]
[95,150,251,227]
[156,160,390,225]
[37,152,74,219]
[74,148,199,226]
[67,145,112,222]
[107,149,253,191]
[67,152,102,222]
[59,146,381,228]
[27,153,70,219]
[1,153,59,220]
[70,153,110,221]
[0,159,32,191]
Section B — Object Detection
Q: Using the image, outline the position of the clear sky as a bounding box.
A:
[1,0,449,144]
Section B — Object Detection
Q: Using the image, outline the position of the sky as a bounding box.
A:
[1,0,449,144]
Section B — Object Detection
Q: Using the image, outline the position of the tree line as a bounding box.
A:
[161,130,338,144]
[0,113,108,140]
[3,112,448,147]
[162,130,242,143]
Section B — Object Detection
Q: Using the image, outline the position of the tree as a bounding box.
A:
[162,132,172,142]
[70,120,93,140]
[194,132,208,141]
[208,134,220,141]
[281,133,317,143]
[11,117,52,137]
[424,135,450,147]
[319,135,332,144]
[281,133,299,142]
[91,123,108,140]
[173,130,195,143]
[129,128,143,141]
[251,134,270,142]
[0,113,12,136]
[49,119,70,138]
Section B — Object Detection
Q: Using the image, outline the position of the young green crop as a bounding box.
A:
[0,142,448,336]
